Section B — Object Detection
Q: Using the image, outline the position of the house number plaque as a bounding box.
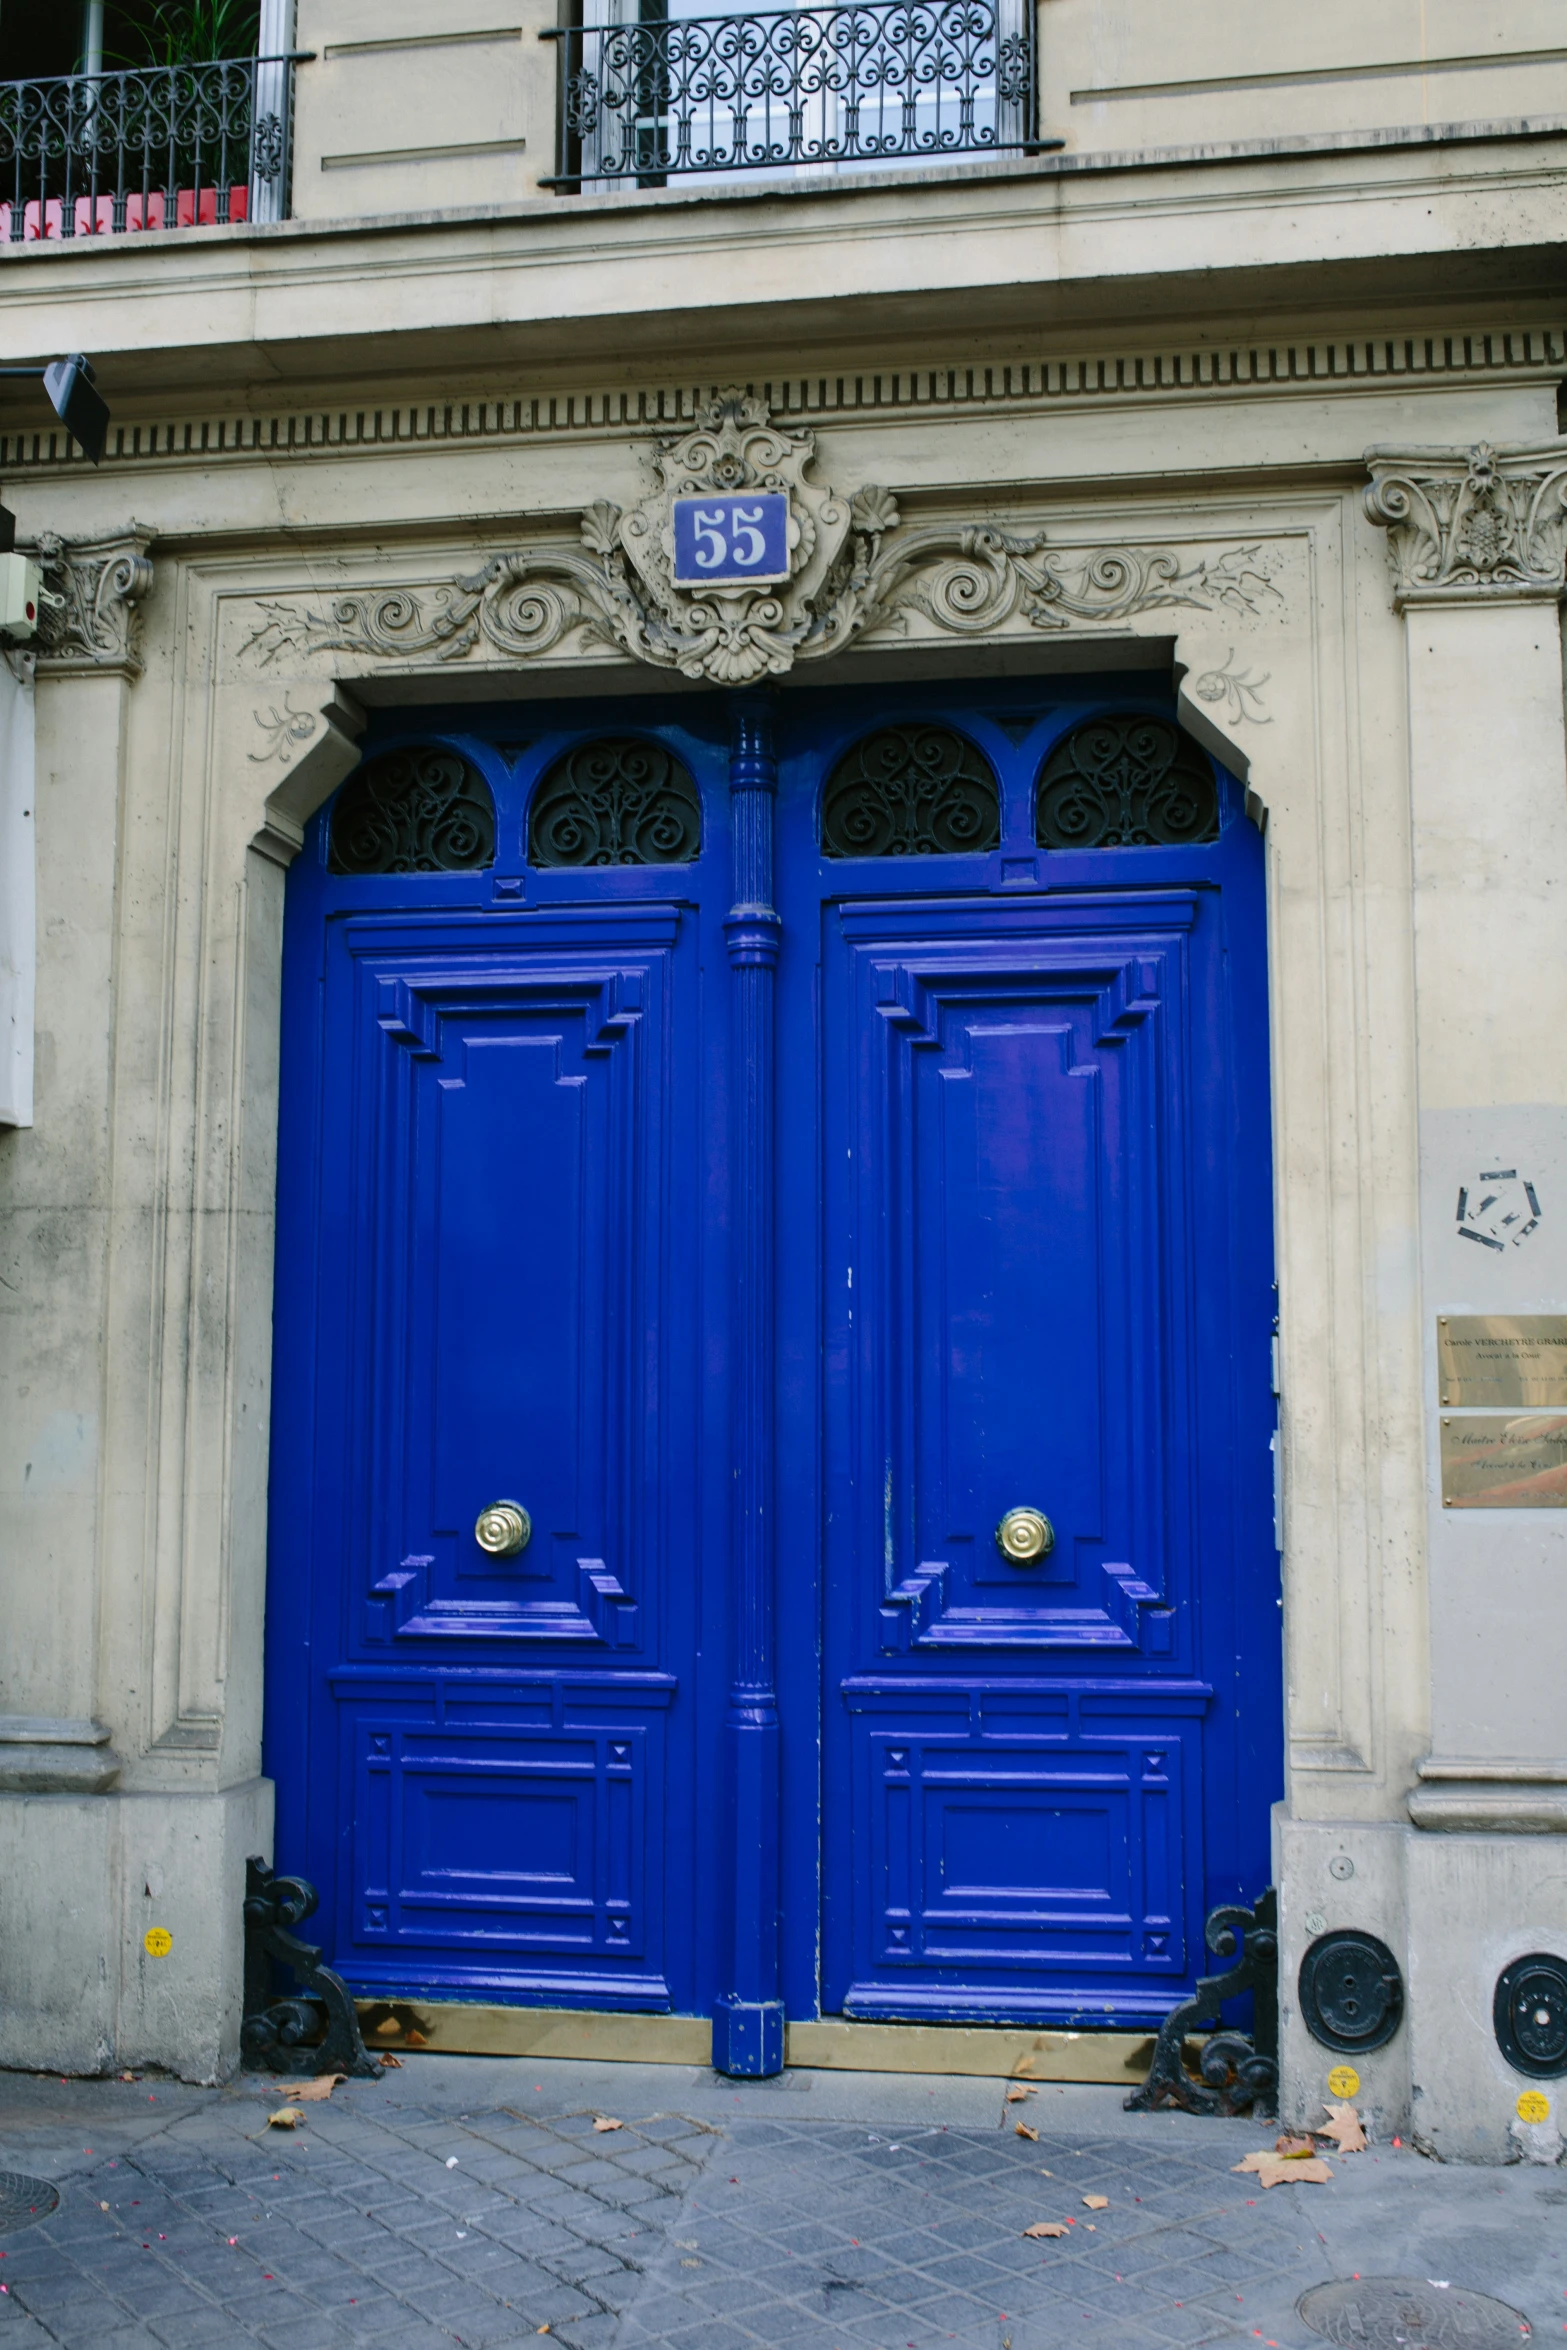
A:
[1440,1414,1567,1507]
[671,491,791,588]
[1437,1314,1567,1406]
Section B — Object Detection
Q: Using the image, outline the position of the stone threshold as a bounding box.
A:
[355,2000,1156,2080]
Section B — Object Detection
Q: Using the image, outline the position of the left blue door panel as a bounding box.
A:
[272,894,702,2008]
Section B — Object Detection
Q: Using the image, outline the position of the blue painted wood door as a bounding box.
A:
[267,676,1278,2031]
[781,684,1279,2027]
[269,702,733,2014]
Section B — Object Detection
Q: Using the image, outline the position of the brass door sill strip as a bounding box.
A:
[357,2001,1154,2081]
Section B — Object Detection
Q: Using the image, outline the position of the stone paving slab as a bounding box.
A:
[0,2059,1560,2348]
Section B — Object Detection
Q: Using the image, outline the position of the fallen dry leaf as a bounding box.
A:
[266,2107,305,2130]
[379,2053,404,2069]
[370,2016,401,2038]
[287,2075,345,2104]
[1004,2086,1036,2103]
[99,2201,109,2211]
[1014,2122,1039,2141]
[593,2116,623,2133]
[1023,2221,1069,2238]
[404,2029,428,2048]
[1317,2101,1368,2153]
[1233,2151,1333,2188]
[1012,2056,1038,2076]
[1273,2134,1316,2157]
[1082,2193,1109,2210]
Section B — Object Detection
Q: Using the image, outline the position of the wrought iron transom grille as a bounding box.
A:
[545,0,1035,189]
[1035,714,1220,850]
[821,723,1001,857]
[529,737,702,866]
[329,746,496,874]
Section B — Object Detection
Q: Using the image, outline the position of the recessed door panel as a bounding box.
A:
[830,903,1192,1659]
[350,937,674,1649]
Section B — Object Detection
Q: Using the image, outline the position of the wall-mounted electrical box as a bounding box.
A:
[0,553,44,642]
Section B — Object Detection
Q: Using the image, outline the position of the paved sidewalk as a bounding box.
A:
[0,2056,1560,2349]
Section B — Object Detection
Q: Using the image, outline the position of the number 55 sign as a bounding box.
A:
[672,491,791,588]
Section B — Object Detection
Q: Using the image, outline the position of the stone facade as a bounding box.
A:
[1,0,1565,2155]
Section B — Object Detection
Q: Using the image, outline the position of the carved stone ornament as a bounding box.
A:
[24,524,156,678]
[1364,441,1567,605]
[242,389,1283,688]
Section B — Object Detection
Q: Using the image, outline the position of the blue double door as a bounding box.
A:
[268,675,1280,2042]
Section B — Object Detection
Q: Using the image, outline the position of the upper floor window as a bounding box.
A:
[546,0,1038,192]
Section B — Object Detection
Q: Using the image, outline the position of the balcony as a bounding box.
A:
[544,0,1040,191]
[0,0,1040,242]
[0,52,300,242]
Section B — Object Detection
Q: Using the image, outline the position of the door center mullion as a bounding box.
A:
[713,692,787,2077]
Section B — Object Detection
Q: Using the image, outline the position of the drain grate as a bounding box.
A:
[1299,2279,1531,2350]
[0,2172,59,2233]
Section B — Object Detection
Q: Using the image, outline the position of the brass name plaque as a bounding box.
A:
[1440,1414,1567,1509]
[1437,1314,1567,1407]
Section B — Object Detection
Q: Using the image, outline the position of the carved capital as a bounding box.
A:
[1364,442,1567,606]
[24,523,156,678]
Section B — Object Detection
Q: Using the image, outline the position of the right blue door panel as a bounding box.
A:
[799,691,1277,2029]
[821,898,1208,2015]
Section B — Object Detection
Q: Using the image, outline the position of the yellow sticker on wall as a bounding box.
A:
[1326,2065,1360,2099]
[143,1927,173,1958]
[1516,2090,1551,2125]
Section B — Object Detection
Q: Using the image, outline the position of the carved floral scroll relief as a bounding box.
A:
[239,389,1286,689]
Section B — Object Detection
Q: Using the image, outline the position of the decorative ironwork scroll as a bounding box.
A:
[1035,713,1219,849]
[821,723,1000,856]
[1125,1888,1279,2118]
[0,55,297,241]
[546,0,1035,189]
[329,745,495,874]
[529,736,701,865]
[241,1857,380,2079]
[241,390,1285,691]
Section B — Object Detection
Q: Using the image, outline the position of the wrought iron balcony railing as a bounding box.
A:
[0,53,303,242]
[543,0,1041,189]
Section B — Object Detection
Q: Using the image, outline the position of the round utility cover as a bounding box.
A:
[0,2171,60,2232]
[1298,2278,1530,2350]
[1299,1930,1405,2053]
[1494,1951,1567,2079]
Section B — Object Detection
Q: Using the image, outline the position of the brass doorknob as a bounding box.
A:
[996,1506,1054,1564]
[475,1501,531,1557]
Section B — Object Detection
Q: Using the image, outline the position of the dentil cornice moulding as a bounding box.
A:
[1364,440,1567,605]
[1,326,1561,476]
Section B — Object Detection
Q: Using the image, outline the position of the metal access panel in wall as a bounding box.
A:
[266,677,1280,2040]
